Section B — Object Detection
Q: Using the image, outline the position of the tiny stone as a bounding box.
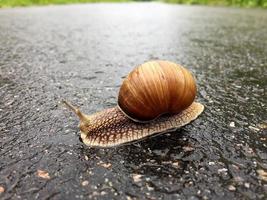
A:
[82,180,89,186]
[172,162,179,167]
[208,162,215,165]
[244,183,250,188]
[97,161,112,168]
[258,121,267,129]
[145,177,151,181]
[248,126,260,132]
[162,161,171,164]
[228,185,236,191]
[92,191,99,196]
[85,155,89,160]
[132,174,142,182]
[126,196,134,200]
[232,164,239,170]
[183,146,194,152]
[257,169,267,181]
[229,122,235,127]
[218,168,228,173]
[146,184,154,191]
[92,185,97,189]
[37,170,50,179]
[0,186,5,193]
[234,176,244,183]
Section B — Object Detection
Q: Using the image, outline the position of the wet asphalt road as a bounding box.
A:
[0,2,267,199]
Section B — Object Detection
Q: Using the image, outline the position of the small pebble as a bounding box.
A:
[98,161,112,169]
[244,183,250,188]
[146,184,154,191]
[232,165,240,170]
[132,174,142,183]
[0,186,5,193]
[208,162,215,165]
[37,170,50,179]
[172,162,179,167]
[257,121,267,129]
[228,185,236,191]
[229,122,235,127]
[249,126,260,132]
[65,129,70,133]
[257,169,267,181]
[126,196,133,200]
[82,180,89,186]
[218,168,228,173]
[183,146,194,152]
[234,176,244,183]
[92,191,99,196]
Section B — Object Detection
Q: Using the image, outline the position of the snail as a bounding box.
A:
[63,60,204,148]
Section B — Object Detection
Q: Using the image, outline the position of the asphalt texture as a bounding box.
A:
[0,2,267,200]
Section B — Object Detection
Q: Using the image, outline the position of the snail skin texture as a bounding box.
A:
[64,60,204,147]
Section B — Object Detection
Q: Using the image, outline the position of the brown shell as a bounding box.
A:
[118,60,197,122]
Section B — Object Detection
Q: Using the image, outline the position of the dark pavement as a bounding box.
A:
[0,3,267,199]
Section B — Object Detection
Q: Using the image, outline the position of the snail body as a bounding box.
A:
[64,60,204,147]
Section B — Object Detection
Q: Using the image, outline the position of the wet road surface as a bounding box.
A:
[0,2,267,199]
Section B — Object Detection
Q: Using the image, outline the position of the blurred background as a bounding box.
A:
[1,0,267,7]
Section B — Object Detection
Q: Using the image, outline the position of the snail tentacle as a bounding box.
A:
[62,100,90,123]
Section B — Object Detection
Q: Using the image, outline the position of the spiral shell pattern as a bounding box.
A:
[118,60,197,122]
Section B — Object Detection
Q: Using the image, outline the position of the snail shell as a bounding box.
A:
[118,60,197,122]
[63,60,204,148]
